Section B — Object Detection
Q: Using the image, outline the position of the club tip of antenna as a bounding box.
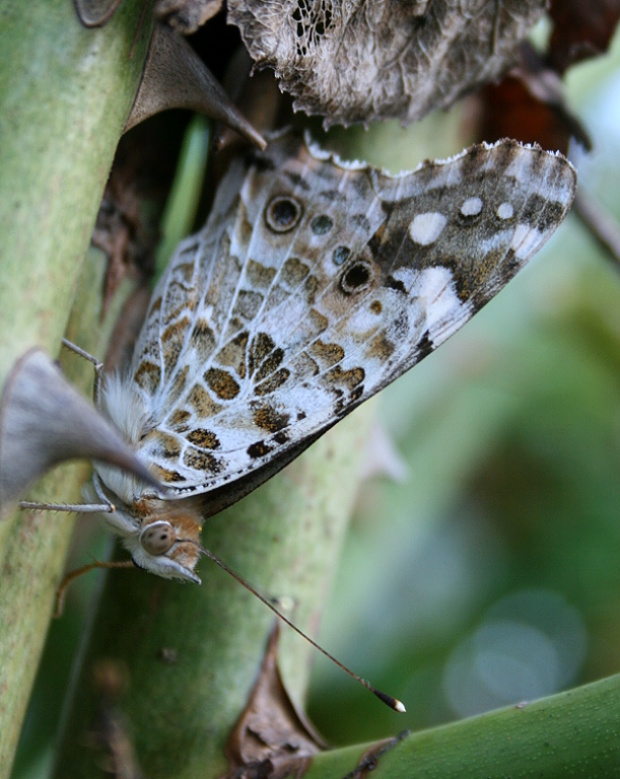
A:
[373,689,407,713]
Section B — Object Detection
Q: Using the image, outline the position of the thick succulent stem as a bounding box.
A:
[0,0,152,771]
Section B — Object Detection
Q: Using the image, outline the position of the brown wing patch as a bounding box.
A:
[141,431,182,460]
[281,256,310,288]
[215,331,250,379]
[186,428,221,449]
[325,365,365,392]
[162,318,191,374]
[252,405,291,433]
[134,360,161,394]
[233,289,264,320]
[249,332,276,373]
[308,340,345,367]
[169,408,191,432]
[188,383,224,417]
[247,440,274,458]
[151,465,186,483]
[254,368,291,396]
[190,319,216,361]
[205,368,241,400]
[254,348,285,383]
[246,259,277,290]
[366,332,395,361]
[183,447,222,474]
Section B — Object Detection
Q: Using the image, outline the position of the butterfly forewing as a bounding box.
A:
[109,134,576,510]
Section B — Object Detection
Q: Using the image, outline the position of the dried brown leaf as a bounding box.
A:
[549,0,620,73]
[228,0,547,127]
[223,625,325,779]
[478,43,590,153]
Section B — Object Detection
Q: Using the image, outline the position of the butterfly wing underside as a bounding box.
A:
[126,134,576,509]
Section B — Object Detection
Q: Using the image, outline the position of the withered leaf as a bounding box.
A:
[549,0,620,74]
[224,625,325,779]
[478,42,591,154]
[228,0,547,127]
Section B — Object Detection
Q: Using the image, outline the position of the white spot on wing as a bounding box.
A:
[497,202,514,220]
[461,197,483,216]
[410,266,469,342]
[409,212,447,245]
[511,223,545,259]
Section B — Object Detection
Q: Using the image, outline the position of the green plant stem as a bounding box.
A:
[304,672,620,779]
[0,1,152,772]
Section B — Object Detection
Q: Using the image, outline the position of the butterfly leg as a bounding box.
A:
[18,471,116,514]
[55,559,134,617]
[61,338,104,405]
[18,500,115,513]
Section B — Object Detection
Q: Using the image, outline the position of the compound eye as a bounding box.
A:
[141,522,175,556]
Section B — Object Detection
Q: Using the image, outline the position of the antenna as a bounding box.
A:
[197,543,406,713]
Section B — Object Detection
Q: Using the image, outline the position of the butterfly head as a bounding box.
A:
[125,499,203,583]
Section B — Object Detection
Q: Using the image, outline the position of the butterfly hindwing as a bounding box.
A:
[123,134,575,504]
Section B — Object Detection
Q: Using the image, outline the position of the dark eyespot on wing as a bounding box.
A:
[265,195,303,233]
[311,215,333,235]
[340,261,372,295]
[332,246,351,266]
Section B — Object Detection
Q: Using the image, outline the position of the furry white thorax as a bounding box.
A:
[94,372,150,507]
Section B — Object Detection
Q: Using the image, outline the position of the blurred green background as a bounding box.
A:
[12,23,620,779]
[307,31,620,744]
